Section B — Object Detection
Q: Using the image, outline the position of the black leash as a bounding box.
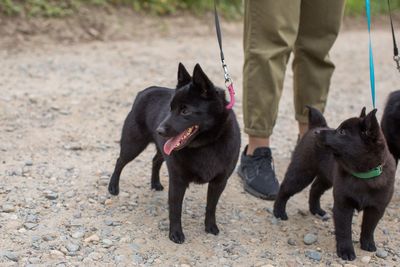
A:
[214,1,235,109]
[388,0,400,72]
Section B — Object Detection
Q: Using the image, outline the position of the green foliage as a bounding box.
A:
[346,0,400,15]
[0,0,399,17]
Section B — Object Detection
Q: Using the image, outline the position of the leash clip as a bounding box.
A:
[222,60,232,84]
[394,55,400,72]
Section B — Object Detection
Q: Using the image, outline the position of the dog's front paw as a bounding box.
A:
[337,243,356,261]
[360,239,376,252]
[273,208,288,220]
[151,183,164,191]
[169,230,185,244]
[310,207,327,217]
[108,183,120,196]
[205,223,220,235]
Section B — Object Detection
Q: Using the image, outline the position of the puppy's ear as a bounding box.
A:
[306,105,328,129]
[192,63,215,98]
[360,107,366,118]
[177,63,191,88]
[361,109,380,140]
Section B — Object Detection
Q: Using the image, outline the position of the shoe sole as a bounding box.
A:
[237,168,277,201]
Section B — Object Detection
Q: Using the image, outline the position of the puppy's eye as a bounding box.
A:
[338,129,346,135]
[180,107,191,116]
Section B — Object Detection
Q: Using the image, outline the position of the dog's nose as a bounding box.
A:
[157,126,168,137]
[314,129,321,135]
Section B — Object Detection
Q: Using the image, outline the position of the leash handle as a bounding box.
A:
[388,0,400,72]
[366,0,376,108]
[214,1,235,110]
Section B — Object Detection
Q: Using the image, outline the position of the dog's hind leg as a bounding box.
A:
[273,168,316,220]
[108,122,150,196]
[151,149,164,191]
[309,176,332,217]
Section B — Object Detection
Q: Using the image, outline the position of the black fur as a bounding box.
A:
[273,107,395,261]
[381,90,400,165]
[108,63,241,244]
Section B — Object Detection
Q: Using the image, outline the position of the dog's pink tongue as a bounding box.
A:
[163,132,185,155]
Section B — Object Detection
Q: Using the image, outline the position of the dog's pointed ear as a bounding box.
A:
[360,107,366,118]
[306,105,327,129]
[192,63,215,98]
[177,63,191,88]
[361,109,380,140]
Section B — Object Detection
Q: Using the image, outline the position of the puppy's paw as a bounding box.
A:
[310,207,327,217]
[273,208,288,220]
[169,230,185,244]
[151,183,164,191]
[337,244,356,261]
[205,223,220,235]
[108,183,120,196]
[360,239,376,252]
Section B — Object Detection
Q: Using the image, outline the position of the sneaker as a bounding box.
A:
[237,145,279,200]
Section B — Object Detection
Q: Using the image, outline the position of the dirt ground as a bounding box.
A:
[0,12,400,267]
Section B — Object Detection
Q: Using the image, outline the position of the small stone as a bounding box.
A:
[102,239,113,248]
[361,255,371,264]
[180,264,191,267]
[104,199,113,205]
[3,251,19,262]
[25,160,33,166]
[24,223,38,230]
[66,243,80,252]
[88,252,103,261]
[287,238,296,246]
[376,248,388,259]
[2,204,15,213]
[71,231,85,239]
[303,233,318,245]
[344,264,358,267]
[305,250,322,261]
[65,191,75,198]
[84,234,100,243]
[44,191,58,200]
[50,250,64,258]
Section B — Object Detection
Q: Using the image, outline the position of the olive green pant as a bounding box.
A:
[243,0,345,138]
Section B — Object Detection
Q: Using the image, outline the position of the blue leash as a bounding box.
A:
[365,0,376,108]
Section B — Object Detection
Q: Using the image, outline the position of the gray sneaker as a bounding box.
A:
[237,146,279,200]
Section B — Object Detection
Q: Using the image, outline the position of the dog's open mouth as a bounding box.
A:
[163,125,199,155]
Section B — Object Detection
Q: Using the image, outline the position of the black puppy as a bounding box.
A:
[273,107,395,261]
[108,63,240,244]
[381,90,400,165]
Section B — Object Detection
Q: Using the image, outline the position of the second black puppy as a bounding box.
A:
[381,90,400,165]
[108,63,240,244]
[273,107,395,261]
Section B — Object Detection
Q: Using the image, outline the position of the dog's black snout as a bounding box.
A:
[157,126,168,137]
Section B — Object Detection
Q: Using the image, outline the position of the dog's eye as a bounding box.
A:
[338,129,346,135]
[180,107,191,116]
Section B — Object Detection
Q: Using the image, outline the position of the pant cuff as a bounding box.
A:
[244,127,273,138]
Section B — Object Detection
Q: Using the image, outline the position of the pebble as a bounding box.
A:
[88,252,103,261]
[344,264,358,267]
[24,223,38,230]
[43,190,58,200]
[66,243,80,253]
[71,231,85,239]
[3,251,19,262]
[25,160,33,166]
[104,199,113,205]
[287,238,296,246]
[303,233,318,245]
[84,234,100,243]
[102,239,113,248]
[305,250,322,261]
[376,248,388,259]
[361,255,371,264]
[50,250,64,258]
[2,204,16,213]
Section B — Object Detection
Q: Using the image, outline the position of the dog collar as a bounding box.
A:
[351,165,383,179]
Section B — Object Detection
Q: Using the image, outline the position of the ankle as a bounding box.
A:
[247,136,270,155]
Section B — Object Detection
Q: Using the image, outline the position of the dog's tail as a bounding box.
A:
[306,106,328,130]
[381,90,400,164]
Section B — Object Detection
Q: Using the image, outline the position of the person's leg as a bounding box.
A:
[293,0,345,131]
[240,0,300,199]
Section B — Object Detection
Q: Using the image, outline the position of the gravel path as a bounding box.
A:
[0,23,399,266]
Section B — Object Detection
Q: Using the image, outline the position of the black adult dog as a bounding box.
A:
[381,90,400,165]
[273,107,395,261]
[108,63,240,244]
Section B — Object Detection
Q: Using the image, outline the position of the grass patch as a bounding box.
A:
[0,0,399,17]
